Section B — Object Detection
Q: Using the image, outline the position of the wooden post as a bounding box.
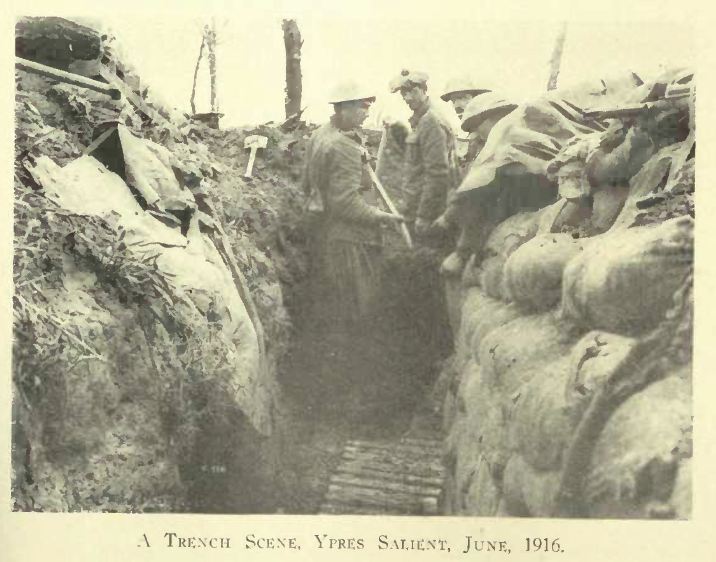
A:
[282,19,303,120]
[15,56,121,99]
[207,19,218,113]
[546,22,567,91]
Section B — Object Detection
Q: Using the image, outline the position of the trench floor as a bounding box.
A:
[275,321,447,515]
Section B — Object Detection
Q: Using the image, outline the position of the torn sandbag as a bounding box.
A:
[585,375,691,519]
[26,155,274,435]
[508,353,573,471]
[561,217,693,335]
[565,331,637,423]
[503,233,586,311]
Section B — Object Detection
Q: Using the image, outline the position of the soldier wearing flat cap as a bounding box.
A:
[390,69,460,247]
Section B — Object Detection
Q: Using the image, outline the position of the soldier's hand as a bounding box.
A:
[378,211,405,224]
[415,218,432,236]
[432,214,449,231]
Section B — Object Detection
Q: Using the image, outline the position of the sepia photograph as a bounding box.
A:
[9,6,696,527]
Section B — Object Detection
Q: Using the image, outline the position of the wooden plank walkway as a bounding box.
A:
[318,435,445,515]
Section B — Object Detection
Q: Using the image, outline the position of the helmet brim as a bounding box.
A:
[461,103,517,132]
[330,96,377,105]
[440,88,491,102]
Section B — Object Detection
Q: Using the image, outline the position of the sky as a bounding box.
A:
[84,12,694,131]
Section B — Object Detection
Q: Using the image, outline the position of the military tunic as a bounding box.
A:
[402,98,461,227]
[302,116,385,333]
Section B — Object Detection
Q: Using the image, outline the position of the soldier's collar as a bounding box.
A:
[409,97,431,127]
[330,115,364,143]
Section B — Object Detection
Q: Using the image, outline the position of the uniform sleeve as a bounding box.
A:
[416,115,452,221]
[400,132,422,223]
[442,189,461,225]
[326,138,384,225]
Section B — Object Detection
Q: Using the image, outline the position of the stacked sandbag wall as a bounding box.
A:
[441,174,693,518]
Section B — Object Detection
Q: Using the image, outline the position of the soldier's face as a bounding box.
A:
[338,100,373,128]
[450,93,474,117]
[401,85,427,111]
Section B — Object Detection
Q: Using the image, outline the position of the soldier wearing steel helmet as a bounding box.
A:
[302,81,404,334]
[390,69,460,247]
[440,76,492,177]
[441,76,491,120]
[435,91,519,277]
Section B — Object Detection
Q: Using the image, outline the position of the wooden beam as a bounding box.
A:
[15,56,121,99]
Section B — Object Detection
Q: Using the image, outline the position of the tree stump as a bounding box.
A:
[282,19,303,122]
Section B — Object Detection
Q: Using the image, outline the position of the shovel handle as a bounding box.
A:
[364,163,412,248]
[244,148,257,178]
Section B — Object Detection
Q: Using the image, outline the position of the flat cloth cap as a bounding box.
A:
[389,69,430,93]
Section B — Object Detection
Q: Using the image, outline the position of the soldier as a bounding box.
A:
[302,81,403,335]
[390,69,461,248]
[441,76,491,171]
[435,92,518,276]
[440,76,490,119]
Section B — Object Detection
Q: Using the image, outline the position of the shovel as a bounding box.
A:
[364,161,413,248]
[244,134,268,178]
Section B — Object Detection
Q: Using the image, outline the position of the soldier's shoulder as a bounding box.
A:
[419,107,449,131]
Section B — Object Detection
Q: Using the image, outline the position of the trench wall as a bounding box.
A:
[438,147,694,519]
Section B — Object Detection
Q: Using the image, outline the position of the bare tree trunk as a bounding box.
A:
[190,29,206,115]
[282,19,302,120]
[207,19,218,113]
[546,22,567,91]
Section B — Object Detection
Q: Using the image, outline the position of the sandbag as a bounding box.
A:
[444,274,464,337]
[435,357,461,431]
[478,312,580,394]
[461,253,482,288]
[479,256,508,301]
[453,289,520,368]
[565,331,637,422]
[463,455,502,516]
[453,288,489,368]
[585,375,691,518]
[562,217,693,335]
[476,210,544,302]
[502,454,560,517]
[509,354,573,471]
[504,233,586,311]
[449,361,507,501]
[483,210,541,258]
[467,299,522,364]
